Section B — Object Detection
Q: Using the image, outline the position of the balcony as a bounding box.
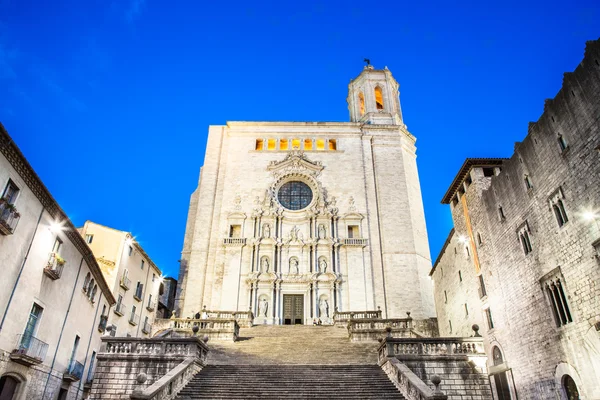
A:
[63,359,84,382]
[10,334,49,366]
[98,315,108,333]
[0,198,20,235]
[142,320,151,334]
[223,237,246,246]
[146,300,156,312]
[120,274,131,290]
[114,302,126,316]
[342,238,368,247]
[129,312,139,326]
[44,252,66,280]
[133,288,143,302]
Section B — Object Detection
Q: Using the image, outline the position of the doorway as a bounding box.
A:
[0,376,19,400]
[283,295,303,325]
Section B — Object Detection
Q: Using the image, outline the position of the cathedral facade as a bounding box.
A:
[176,66,435,324]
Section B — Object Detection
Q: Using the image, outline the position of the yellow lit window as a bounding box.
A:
[316,139,325,150]
[328,139,337,151]
[255,139,264,151]
[292,138,301,149]
[375,87,384,110]
[280,139,288,150]
[304,139,313,150]
[358,92,365,116]
[267,139,276,150]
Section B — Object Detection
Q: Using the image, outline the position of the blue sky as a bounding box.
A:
[1,0,598,279]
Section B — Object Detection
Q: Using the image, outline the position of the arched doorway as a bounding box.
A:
[562,375,580,400]
[492,346,512,400]
[0,375,20,400]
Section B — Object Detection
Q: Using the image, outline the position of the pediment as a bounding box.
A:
[267,151,324,177]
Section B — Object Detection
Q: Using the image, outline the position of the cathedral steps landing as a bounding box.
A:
[176,365,405,399]
[206,325,380,365]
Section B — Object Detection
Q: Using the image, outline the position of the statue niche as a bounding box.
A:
[259,256,270,273]
[289,257,299,275]
[317,257,328,273]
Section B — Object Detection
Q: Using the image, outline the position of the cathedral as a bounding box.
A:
[176,65,436,324]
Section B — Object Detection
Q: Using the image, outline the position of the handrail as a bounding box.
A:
[12,334,49,361]
[381,357,447,400]
[380,336,485,358]
[130,358,200,400]
[100,337,208,360]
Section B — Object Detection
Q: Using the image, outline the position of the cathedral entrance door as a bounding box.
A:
[283,295,304,325]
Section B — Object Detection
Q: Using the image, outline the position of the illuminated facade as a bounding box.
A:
[176,65,436,324]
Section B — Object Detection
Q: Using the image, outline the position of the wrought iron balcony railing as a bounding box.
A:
[120,274,131,290]
[0,198,20,235]
[44,252,66,280]
[129,312,139,326]
[10,334,49,366]
[114,302,126,316]
[63,359,84,381]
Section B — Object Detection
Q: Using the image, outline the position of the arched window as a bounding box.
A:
[491,346,511,400]
[374,87,384,110]
[87,279,95,297]
[492,346,504,366]
[358,92,365,116]
[83,272,91,292]
[90,285,98,303]
[562,375,580,400]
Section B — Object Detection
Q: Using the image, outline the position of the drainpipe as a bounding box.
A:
[0,207,45,332]
[41,256,84,399]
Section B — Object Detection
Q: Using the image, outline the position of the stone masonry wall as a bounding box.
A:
[433,39,600,399]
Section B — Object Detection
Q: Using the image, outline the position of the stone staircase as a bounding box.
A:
[174,325,404,399]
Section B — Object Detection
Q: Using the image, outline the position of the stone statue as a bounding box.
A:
[263,224,271,238]
[318,224,326,239]
[319,259,327,273]
[290,258,299,274]
[260,257,269,273]
[259,298,268,317]
[319,299,329,318]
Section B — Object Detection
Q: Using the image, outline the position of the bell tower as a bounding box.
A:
[347,65,404,125]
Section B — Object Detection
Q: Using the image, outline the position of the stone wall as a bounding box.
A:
[432,39,600,399]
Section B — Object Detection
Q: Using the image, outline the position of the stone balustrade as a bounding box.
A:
[151,318,240,341]
[223,237,246,246]
[378,337,485,361]
[381,358,447,400]
[90,336,208,399]
[333,309,382,326]
[348,319,419,341]
[205,310,254,328]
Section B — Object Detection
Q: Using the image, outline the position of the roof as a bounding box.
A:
[430,228,455,276]
[441,158,507,204]
[0,123,116,305]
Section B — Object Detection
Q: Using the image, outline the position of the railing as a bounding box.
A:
[10,334,49,364]
[114,302,126,316]
[348,318,418,341]
[131,358,201,400]
[379,337,486,361]
[146,300,156,311]
[342,238,368,246]
[223,237,247,246]
[98,315,108,333]
[333,309,381,325]
[0,198,20,235]
[64,359,84,381]
[129,312,139,326]
[380,357,447,400]
[204,310,254,327]
[120,274,131,290]
[101,337,209,361]
[44,252,66,280]
[152,318,240,341]
[142,320,151,334]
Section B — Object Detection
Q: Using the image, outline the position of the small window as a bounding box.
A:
[482,167,495,177]
[465,246,470,258]
[520,230,533,255]
[478,275,487,298]
[458,270,462,282]
[464,303,469,317]
[444,290,448,304]
[85,234,94,244]
[498,206,506,221]
[52,237,63,255]
[87,279,95,297]
[553,199,569,227]
[316,139,325,150]
[291,138,301,149]
[448,320,453,333]
[558,135,568,152]
[267,139,276,151]
[347,225,359,238]
[141,260,145,270]
[524,175,533,190]
[374,87,384,110]
[128,246,133,256]
[229,225,242,238]
[328,140,336,151]
[279,139,288,151]
[304,139,313,150]
[477,232,482,246]
[90,285,97,303]
[152,273,156,282]
[83,272,91,292]
[485,308,494,330]
[543,275,573,327]
[255,139,264,151]
[1,179,20,204]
